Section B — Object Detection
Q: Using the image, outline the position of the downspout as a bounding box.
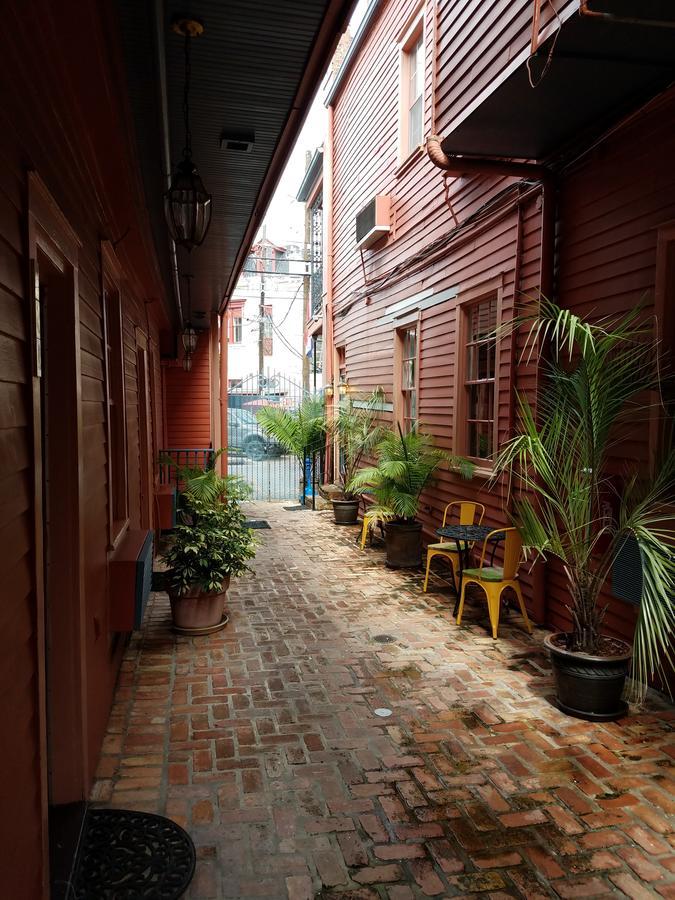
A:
[325,103,337,483]
[154,0,182,327]
[427,134,556,626]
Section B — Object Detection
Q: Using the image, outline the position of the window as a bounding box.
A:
[397,326,418,432]
[400,14,425,160]
[463,298,498,460]
[232,315,242,344]
[103,281,128,542]
[263,304,273,356]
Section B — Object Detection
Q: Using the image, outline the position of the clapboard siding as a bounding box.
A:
[165,338,213,448]
[0,3,170,894]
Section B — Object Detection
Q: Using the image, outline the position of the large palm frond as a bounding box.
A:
[256,396,326,466]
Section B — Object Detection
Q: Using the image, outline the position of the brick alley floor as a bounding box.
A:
[94,503,675,899]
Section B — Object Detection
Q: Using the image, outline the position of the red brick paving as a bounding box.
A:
[94,503,675,898]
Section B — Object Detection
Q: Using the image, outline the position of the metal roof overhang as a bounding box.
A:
[440,10,675,164]
[116,0,354,328]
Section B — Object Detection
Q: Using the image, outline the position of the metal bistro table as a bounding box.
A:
[434,524,506,616]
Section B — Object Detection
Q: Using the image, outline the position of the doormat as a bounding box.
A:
[244,520,271,529]
[72,809,195,899]
[282,504,307,511]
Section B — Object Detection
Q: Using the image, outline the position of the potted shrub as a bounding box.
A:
[493,299,675,718]
[329,388,386,525]
[163,463,256,633]
[256,396,327,503]
[350,426,473,567]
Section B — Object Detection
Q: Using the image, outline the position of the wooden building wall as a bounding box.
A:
[328,0,675,645]
[0,3,170,895]
[164,337,214,449]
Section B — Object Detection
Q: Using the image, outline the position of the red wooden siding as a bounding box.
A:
[165,338,213,448]
[0,4,171,894]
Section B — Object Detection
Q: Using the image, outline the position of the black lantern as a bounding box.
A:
[180,272,199,366]
[164,18,212,250]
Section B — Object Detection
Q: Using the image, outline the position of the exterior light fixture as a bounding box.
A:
[164,17,212,250]
[180,271,199,370]
[181,325,198,355]
[182,354,193,372]
[338,374,349,395]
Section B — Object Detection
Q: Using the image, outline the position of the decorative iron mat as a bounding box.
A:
[72,809,195,899]
[244,520,271,529]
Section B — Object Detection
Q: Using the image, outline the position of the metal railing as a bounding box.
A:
[159,448,215,486]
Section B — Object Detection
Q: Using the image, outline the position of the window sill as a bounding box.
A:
[108,517,130,552]
[395,145,424,180]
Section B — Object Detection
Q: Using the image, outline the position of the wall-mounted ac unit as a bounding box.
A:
[109,529,154,631]
[355,195,391,249]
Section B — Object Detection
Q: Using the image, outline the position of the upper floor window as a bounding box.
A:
[227,300,244,344]
[400,13,425,160]
[464,298,497,460]
[232,315,242,344]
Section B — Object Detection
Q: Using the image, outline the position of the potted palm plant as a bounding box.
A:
[256,396,327,503]
[350,426,473,567]
[493,299,675,718]
[162,461,256,633]
[329,388,386,524]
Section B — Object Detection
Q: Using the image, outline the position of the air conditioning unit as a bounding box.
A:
[109,529,154,631]
[355,195,391,249]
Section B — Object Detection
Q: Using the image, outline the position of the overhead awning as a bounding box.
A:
[441,6,675,163]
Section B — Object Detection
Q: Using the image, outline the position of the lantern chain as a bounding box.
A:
[182,33,192,159]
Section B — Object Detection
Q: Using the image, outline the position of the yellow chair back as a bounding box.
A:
[441,501,485,528]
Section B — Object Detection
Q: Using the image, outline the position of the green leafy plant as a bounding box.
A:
[256,396,326,473]
[349,425,474,523]
[493,298,675,696]
[331,388,387,499]
[161,449,256,597]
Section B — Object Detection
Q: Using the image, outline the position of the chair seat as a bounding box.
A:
[463,566,505,582]
[428,542,470,552]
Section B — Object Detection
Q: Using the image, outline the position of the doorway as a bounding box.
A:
[36,249,87,898]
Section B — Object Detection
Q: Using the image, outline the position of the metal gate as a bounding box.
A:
[228,372,317,501]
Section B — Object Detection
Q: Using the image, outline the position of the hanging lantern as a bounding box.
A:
[181,324,198,354]
[182,353,193,372]
[164,18,212,250]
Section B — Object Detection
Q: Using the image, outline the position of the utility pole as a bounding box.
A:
[258,225,266,393]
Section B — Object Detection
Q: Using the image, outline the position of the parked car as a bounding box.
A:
[228,407,284,460]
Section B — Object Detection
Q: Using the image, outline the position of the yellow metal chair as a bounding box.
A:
[422,501,485,592]
[456,527,533,639]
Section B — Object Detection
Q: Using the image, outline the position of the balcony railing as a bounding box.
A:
[159,448,215,486]
[310,268,323,317]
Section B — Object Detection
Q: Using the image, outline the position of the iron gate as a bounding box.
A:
[228,372,320,501]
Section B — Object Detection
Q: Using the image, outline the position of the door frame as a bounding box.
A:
[27,172,86,895]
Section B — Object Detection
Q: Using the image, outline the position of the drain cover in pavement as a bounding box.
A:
[244,520,271,529]
[72,809,195,899]
[282,505,307,511]
[373,634,397,643]
[374,708,393,717]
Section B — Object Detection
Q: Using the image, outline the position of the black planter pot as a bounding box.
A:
[331,499,360,525]
[544,633,631,721]
[385,521,423,568]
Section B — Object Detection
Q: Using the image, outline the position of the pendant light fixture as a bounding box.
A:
[164,17,212,251]
[181,272,199,371]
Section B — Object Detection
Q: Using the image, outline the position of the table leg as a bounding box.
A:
[453,538,466,617]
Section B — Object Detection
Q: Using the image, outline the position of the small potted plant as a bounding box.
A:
[493,299,675,718]
[350,426,473,567]
[329,388,386,525]
[163,462,256,633]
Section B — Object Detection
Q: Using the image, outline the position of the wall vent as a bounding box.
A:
[355,195,390,249]
[220,130,255,152]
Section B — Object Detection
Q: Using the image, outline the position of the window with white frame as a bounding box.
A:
[463,298,497,460]
[400,13,425,160]
[398,325,418,432]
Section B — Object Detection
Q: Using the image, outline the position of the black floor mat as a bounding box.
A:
[244,520,271,529]
[282,504,307,511]
[72,809,195,899]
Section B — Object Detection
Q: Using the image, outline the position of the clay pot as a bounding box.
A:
[169,576,230,632]
[331,499,360,525]
[544,632,631,721]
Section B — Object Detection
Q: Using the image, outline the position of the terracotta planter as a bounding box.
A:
[384,521,423,568]
[331,499,360,525]
[169,576,230,633]
[544,632,631,721]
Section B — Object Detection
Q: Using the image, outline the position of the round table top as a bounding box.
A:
[435,524,505,542]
